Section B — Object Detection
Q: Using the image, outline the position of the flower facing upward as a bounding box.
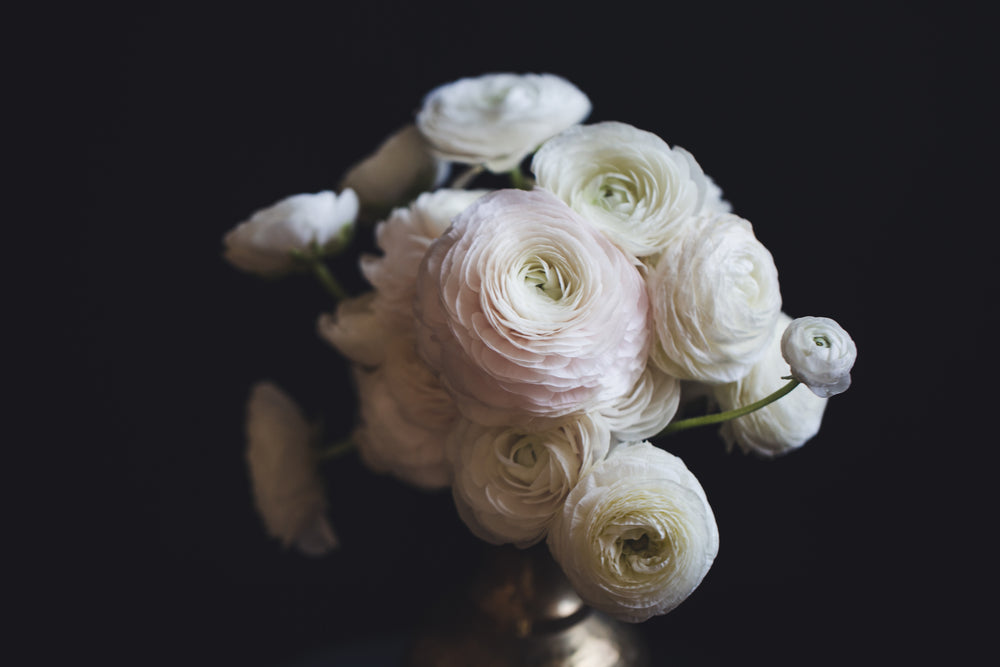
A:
[223,190,359,275]
[414,188,650,428]
[416,72,591,173]
[781,316,857,397]
[548,441,719,622]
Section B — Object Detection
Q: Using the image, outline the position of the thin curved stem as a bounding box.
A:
[450,164,484,189]
[317,438,356,461]
[308,258,348,302]
[656,379,801,436]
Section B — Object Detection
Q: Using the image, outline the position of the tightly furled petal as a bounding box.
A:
[781,316,857,397]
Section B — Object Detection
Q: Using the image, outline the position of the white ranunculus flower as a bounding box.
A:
[416,72,591,173]
[245,382,338,556]
[548,441,719,623]
[340,124,450,213]
[360,189,490,328]
[671,146,732,216]
[648,212,782,384]
[351,338,457,490]
[223,190,359,275]
[414,188,650,428]
[448,414,612,548]
[596,363,682,442]
[532,122,720,258]
[316,292,387,367]
[714,313,828,457]
[781,316,857,397]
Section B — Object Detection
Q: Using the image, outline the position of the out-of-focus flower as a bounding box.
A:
[351,338,457,490]
[317,292,386,368]
[340,124,449,214]
[245,382,338,556]
[414,188,649,428]
[360,189,489,328]
[648,212,782,384]
[532,122,723,258]
[548,441,719,623]
[714,313,828,457]
[448,414,611,547]
[781,316,857,397]
[223,190,359,275]
[416,73,591,173]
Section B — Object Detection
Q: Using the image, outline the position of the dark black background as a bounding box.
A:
[75,2,991,665]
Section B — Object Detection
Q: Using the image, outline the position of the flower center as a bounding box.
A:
[813,335,831,348]
[513,441,538,467]
[522,257,566,301]
[596,175,639,215]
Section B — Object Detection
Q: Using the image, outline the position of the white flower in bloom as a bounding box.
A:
[316,292,387,368]
[360,189,489,327]
[671,146,732,216]
[596,364,682,442]
[351,338,457,490]
[416,73,591,173]
[714,313,828,457]
[532,122,720,258]
[414,188,649,428]
[245,382,338,556]
[223,190,359,275]
[648,212,782,384]
[548,441,719,622]
[448,414,612,547]
[781,316,857,397]
[340,124,450,213]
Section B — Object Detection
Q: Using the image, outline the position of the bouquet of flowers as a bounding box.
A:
[223,72,857,624]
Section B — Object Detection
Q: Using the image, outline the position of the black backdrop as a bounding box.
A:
[77,3,990,665]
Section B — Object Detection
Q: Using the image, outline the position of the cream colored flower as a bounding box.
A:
[351,338,457,490]
[223,190,358,275]
[714,313,828,457]
[648,212,782,383]
[245,382,338,556]
[416,73,591,172]
[532,122,720,257]
[548,441,719,623]
[414,188,649,428]
[448,414,612,547]
[781,316,857,397]
[595,363,682,442]
[340,124,449,213]
[360,189,489,328]
[316,292,387,367]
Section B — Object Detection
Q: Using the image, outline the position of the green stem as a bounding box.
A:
[450,164,484,189]
[317,438,356,461]
[508,165,533,190]
[657,379,801,436]
[309,258,348,301]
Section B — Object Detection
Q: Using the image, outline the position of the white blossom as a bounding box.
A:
[648,212,782,383]
[245,382,338,556]
[316,292,387,367]
[781,316,857,397]
[595,363,682,442]
[449,414,612,547]
[414,188,649,428]
[223,190,358,275]
[416,73,591,173]
[548,441,719,622]
[714,313,828,457]
[532,122,722,258]
[340,124,449,212]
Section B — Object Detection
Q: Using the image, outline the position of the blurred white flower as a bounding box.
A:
[648,212,782,383]
[351,338,457,490]
[245,382,338,556]
[548,441,719,623]
[596,363,682,442]
[532,122,721,258]
[223,190,359,275]
[448,414,612,547]
[416,72,591,173]
[781,316,857,397]
[316,292,387,367]
[340,124,449,213]
[714,313,828,457]
[360,188,489,328]
[415,189,649,428]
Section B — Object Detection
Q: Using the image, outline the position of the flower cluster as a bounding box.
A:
[223,72,857,623]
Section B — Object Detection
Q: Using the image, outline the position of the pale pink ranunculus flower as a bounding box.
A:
[414,188,650,428]
[547,441,719,623]
[648,212,782,384]
[448,413,612,548]
[245,382,338,556]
